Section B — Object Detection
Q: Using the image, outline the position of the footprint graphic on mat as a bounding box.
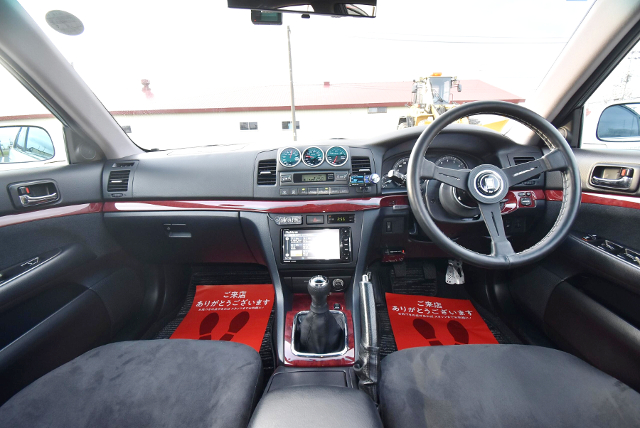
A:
[220,311,250,341]
[199,312,220,340]
[447,320,469,345]
[413,319,443,346]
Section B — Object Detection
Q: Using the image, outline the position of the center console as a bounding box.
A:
[268,212,361,365]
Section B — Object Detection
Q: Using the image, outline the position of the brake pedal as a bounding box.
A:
[446,260,465,285]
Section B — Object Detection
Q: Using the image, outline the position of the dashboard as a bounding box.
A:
[95,124,551,274]
[101,125,547,218]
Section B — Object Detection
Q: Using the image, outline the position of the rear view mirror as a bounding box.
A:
[597,103,640,141]
[229,0,376,17]
[251,10,283,25]
[0,126,55,164]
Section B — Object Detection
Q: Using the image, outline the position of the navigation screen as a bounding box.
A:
[282,229,340,261]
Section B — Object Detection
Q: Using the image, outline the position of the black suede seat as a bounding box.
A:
[0,340,262,428]
[380,345,640,428]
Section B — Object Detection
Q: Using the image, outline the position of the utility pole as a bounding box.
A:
[287,26,298,141]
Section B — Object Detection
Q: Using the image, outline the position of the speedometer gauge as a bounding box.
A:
[326,146,348,166]
[279,147,301,167]
[302,147,324,167]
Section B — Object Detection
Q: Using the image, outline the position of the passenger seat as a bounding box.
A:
[0,340,263,428]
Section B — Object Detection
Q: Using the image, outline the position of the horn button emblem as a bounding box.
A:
[476,172,503,196]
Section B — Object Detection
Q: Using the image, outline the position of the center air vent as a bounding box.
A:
[351,156,371,173]
[107,170,131,192]
[257,159,277,185]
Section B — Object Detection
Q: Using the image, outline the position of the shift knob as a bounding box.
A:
[308,275,330,313]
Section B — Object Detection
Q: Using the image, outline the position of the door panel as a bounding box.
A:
[507,148,640,391]
[0,164,149,404]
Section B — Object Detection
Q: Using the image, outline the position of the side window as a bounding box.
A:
[0,64,66,169]
[582,42,640,150]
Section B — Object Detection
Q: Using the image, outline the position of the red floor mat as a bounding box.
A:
[170,284,274,352]
[386,293,498,350]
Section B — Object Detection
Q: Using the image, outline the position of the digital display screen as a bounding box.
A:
[327,214,355,224]
[301,173,327,182]
[282,229,341,261]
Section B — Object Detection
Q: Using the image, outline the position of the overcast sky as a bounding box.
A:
[3,0,596,116]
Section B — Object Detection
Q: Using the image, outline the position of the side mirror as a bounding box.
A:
[0,126,55,164]
[597,103,640,141]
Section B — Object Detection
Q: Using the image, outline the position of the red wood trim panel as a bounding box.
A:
[284,293,355,367]
[5,189,635,230]
[0,203,103,228]
[545,190,640,210]
[103,197,399,214]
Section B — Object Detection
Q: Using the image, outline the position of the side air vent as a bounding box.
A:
[257,159,277,185]
[351,156,372,173]
[513,156,540,183]
[107,170,131,192]
[513,156,535,166]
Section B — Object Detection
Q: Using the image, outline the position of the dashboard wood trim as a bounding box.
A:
[545,190,640,209]
[103,197,404,214]
[0,203,103,228]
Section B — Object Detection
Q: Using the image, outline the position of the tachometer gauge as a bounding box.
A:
[302,146,324,167]
[279,147,301,167]
[435,155,467,170]
[326,146,348,166]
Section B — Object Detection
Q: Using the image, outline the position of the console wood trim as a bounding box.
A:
[284,293,355,367]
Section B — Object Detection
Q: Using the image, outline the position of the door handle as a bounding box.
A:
[590,176,632,189]
[19,192,59,207]
[590,165,635,190]
[8,180,60,208]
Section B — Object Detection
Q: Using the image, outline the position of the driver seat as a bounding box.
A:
[379,344,640,427]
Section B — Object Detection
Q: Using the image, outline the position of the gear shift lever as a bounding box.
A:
[299,275,344,354]
[308,275,331,313]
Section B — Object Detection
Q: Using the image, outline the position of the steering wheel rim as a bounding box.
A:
[406,101,581,269]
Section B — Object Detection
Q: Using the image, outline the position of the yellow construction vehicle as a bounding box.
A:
[397,73,468,129]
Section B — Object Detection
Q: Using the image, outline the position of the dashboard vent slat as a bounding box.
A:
[351,156,371,173]
[113,162,135,168]
[257,159,277,185]
[107,170,131,192]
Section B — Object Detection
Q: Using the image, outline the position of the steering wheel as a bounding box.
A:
[406,101,581,269]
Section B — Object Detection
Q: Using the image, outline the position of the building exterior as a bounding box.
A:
[0,80,524,153]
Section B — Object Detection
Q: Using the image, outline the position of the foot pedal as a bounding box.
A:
[422,263,436,281]
[393,262,407,278]
[445,260,465,285]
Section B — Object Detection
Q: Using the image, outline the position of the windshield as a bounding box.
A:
[17,0,595,150]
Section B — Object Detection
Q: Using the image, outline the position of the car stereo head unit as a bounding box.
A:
[282,228,351,263]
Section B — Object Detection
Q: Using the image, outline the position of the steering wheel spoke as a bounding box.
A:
[420,158,470,191]
[478,202,514,257]
[503,150,568,187]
